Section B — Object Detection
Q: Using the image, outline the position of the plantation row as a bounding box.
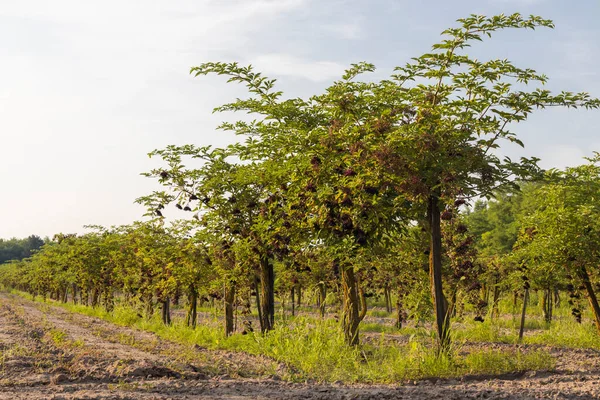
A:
[1,14,599,354]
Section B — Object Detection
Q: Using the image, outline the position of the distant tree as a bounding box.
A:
[0,235,45,264]
[515,156,600,332]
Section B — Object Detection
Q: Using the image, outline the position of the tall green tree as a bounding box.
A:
[385,13,599,350]
[141,13,599,349]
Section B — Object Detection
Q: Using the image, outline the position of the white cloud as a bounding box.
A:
[0,0,599,238]
[537,145,588,170]
[0,0,311,238]
[323,21,363,39]
[252,53,346,82]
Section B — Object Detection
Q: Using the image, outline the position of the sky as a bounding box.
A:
[1,0,599,238]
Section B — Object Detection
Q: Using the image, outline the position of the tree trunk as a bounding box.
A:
[71,284,78,304]
[492,283,500,320]
[296,285,302,306]
[291,287,295,317]
[91,288,99,308]
[427,194,450,351]
[483,284,490,308]
[554,289,560,307]
[341,267,361,346]
[395,298,404,329]
[541,289,548,322]
[318,283,327,318]
[224,284,236,336]
[186,287,198,328]
[577,266,600,334]
[358,282,367,322]
[519,288,529,341]
[173,287,180,306]
[384,286,392,313]
[258,254,275,333]
[542,288,552,324]
[161,298,171,325]
[254,278,262,331]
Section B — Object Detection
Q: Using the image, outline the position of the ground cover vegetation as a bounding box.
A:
[1,13,599,383]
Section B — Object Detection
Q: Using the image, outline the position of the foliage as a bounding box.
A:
[0,235,45,264]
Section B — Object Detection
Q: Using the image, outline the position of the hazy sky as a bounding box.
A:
[1,0,599,238]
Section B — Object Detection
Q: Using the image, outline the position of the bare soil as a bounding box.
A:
[1,293,600,399]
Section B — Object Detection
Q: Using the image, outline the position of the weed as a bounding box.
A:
[12,291,560,383]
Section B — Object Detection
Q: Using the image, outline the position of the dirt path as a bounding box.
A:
[1,293,600,399]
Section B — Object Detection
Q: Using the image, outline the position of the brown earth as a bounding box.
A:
[1,293,600,399]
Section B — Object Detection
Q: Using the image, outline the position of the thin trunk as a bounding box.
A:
[519,288,529,341]
[554,289,561,307]
[291,287,295,317]
[296,286,302,307]
[234,292,238,333]
[161,297,171,325]
[72,284,77,304]
[91,288,99,308]
[484,284,490,308]
[254,278,263,331]
[186,288,198,328]
[173,287,180,306]
[318,283,327,318]
[259,254,275,333]
[547,288,553,323]
[492,282,500,320]
[577,266,600,334]
[358,282,367,323]
[341,267,360,346]
[224,284,236,336]
[395,296,404,329]
[542,288,552,324]
[428,194,450,351]
[384,286,392,313]
[541,289,548,322]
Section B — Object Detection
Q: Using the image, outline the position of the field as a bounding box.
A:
[1,292,600,399]
[2,5,600,400]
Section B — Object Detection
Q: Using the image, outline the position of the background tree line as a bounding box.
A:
[0,235,45,264]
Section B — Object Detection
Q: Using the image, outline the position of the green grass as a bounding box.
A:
[523,319,600,348]
[453,319,517,344]
[367,309,392,318]
[451,309,600,350]
[9,290,557,383]
[361,322,400,333]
